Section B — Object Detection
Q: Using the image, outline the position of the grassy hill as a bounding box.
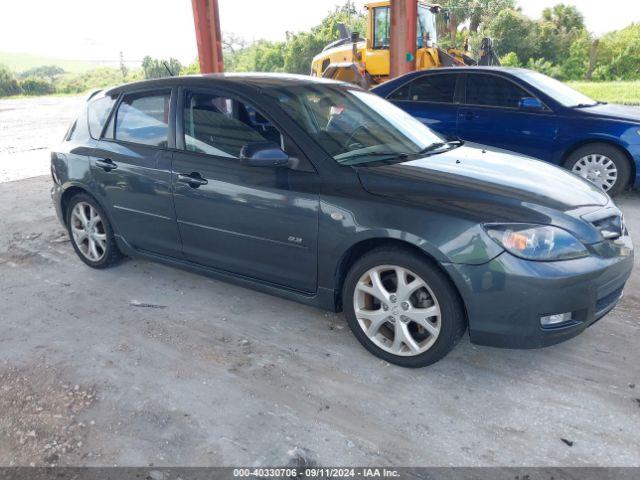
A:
[0,51,95,73]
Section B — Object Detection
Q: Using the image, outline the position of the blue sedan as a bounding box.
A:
[372,67,640,196]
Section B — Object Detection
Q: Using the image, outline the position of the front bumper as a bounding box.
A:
[443,234,634,349]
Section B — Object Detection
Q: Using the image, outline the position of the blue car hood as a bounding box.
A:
[357,143,608,212]
[578,103,640,123]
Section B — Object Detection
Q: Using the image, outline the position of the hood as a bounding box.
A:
[577,103,640,123]
[356,143,608,215]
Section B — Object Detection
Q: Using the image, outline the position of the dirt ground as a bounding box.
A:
[0,96,638,467]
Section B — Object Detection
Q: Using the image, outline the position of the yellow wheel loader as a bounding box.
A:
[311,1,500,89]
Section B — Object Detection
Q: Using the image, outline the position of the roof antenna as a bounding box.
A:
[162,61,175,77]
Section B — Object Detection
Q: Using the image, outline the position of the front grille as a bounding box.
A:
[596,287,623,314]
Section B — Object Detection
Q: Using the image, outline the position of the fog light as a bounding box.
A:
[540,312,572,327]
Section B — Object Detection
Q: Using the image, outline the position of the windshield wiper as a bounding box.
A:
[338,151,411,166]
[572,102,598,108]
[419,139,464,155]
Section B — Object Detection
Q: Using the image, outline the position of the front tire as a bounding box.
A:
[66,193,122,269]
[342,247,466,368]
[565,143,631,196]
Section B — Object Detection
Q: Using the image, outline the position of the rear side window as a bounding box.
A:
[410,74,457,103]
[389,74,457,103]
[465,74,529,109]
[112,91,171,147]
[87,95,116,139]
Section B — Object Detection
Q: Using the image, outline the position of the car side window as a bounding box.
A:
[87,95,117,139]
[111,91,171,147]
[465,74,530,109]
[391,74,457,103]
[183,92,283,158]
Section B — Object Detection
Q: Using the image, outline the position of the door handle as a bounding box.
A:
[177,172,208,188]
[95,158,118,171]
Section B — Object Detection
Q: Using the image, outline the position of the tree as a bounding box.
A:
[0,64,21,97]
[141,56,183,79]
[541,4,585,33]
[438,0,515,44]
[594,23,640,80]
[486,9,538,62]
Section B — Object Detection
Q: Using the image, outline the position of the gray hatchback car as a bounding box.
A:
[51,74,634,367]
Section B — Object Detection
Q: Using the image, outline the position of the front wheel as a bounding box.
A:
[565,143,631,196]
[342,248,466,368]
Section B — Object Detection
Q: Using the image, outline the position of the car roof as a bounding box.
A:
[105,73,348,96]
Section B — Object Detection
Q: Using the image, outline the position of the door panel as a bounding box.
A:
[92,141,179,257]
[457,74,558,161]
[172,89,320,293]
[387,73,461,138]
[91,89,180,257]
[172,153,319,293]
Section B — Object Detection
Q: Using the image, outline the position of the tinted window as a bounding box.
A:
[183,92,282,158]
[113,91,171,147]
[87,95,116,139]
[465,74,529,108]
[415,75,458,103]
[373,7,390,48]
[387,82,412,101]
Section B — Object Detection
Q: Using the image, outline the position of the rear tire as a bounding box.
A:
[342,247,466,368]
[66,193,122,269]
[564,143,631,196]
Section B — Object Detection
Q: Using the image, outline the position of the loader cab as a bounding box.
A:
[367,1,439,51]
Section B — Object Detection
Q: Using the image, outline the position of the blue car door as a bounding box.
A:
[456,73,558,161]
[386,72,462,138]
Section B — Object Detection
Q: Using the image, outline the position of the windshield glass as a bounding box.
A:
[519,70,597,107]
[266,85,444,165]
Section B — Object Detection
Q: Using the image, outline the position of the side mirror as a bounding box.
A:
[519,97,544,111]
[240,141,289,168]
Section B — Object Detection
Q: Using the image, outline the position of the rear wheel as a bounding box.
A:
[565,143,631,196]
[66,194,122,269]
[342,248,466,368]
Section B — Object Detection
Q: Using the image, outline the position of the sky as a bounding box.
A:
[1,0,639,66]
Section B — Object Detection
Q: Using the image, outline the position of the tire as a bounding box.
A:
[564,143,631,196]
[66,193,122,269]
[342,247,466,368]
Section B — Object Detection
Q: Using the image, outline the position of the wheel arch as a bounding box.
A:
[332,237,468,324]
[562,139,636,187]
[60,184,114,230]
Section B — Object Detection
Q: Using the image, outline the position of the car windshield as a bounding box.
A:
[266,85,445,165]
[518,70,597,108]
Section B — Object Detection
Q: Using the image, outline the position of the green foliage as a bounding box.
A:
[180,60,201,76]
[0,63,21,96]
[18,65,65,81]
[223,1,365,75]
[500,52,521,67]
[20,77,55,95]
[55,67,142,94]
[141,56,183,79]
[486,9,538,62]
[593,24,640,80]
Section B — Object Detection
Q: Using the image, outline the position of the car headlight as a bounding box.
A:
[484,224,588,261]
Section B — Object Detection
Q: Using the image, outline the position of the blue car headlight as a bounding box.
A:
[484,224,588,261]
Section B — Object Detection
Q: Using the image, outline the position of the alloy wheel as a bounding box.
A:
[353,265,441,356]
[70,202,107,262]
[571,154,618,192]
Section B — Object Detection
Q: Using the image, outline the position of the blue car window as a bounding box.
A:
[465,74,529,109]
